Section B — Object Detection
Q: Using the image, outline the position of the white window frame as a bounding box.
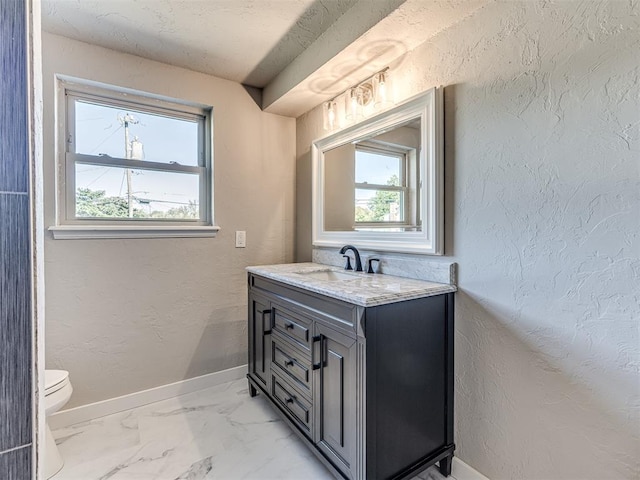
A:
[49,76,219,239]
[354,144,410,227]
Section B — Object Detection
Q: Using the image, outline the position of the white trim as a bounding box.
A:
[312,88,444,255]
[49,365,248,430]
[27,0,46,477]
[48,224,220,239]
[452,457,491,480]
[56,74,211,114]
[69,152,204,174]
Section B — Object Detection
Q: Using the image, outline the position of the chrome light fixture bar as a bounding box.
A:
[323,68,394,131]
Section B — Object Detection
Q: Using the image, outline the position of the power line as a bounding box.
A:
[118,171,126,197]
[85,167,112,188]
[88,124,123,154]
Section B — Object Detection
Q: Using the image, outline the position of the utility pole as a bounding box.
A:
[118,113,139,218]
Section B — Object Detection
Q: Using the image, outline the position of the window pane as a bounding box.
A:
[75,164,200,220]
[355,150,401,186]
[74,100,200,166]
[355,188,403,222]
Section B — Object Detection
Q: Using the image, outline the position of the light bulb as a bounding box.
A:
[374,71,393,110]
[378,76,387,103]
[346,88,361,122]
[323,100,337,130]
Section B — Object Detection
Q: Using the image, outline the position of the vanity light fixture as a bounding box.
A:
[322,68,394,131]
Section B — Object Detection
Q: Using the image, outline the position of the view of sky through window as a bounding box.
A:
[73,100,201,217]
[354,149,405,223]
[355,150,401,185]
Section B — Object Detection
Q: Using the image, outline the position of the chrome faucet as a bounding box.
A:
[339,245,363,272]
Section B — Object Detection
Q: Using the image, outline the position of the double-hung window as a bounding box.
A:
[354,144,412,228]
[51,78,217,239]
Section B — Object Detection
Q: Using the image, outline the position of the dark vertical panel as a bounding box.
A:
[323,349,345,448]
[249,295,271,387]
[315,322,356,478]
[444,293,455,447]
[0,0,33,477]
[366,295,448,479]
[0,446,31,480]
[0,0,29,193]
[0,194,32,453]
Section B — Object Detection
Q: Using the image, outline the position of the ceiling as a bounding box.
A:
[41,0,490,117]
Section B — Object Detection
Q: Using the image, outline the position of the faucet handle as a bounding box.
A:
[343,255,353,271]
[367,258,380,274]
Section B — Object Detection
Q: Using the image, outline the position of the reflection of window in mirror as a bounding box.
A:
[354,144,409,229]
[352,125,421,232]
[322,119,422,233]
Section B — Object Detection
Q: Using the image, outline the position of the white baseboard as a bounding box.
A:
[452,457,490,480]
[49,364,248,430]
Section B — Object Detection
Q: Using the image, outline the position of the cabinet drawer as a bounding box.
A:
[271,374,312,436]
[273,307,311,352]
[251,275,358,333]
[272,340,312,393]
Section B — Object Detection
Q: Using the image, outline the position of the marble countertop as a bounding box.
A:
[246,262,457,307]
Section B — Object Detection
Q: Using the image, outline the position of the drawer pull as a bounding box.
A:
[285,396,295,404]
[285,360,294,367]
[285,323,295,330]
[312,335,323,370]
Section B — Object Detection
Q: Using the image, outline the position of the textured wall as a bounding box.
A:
[0,0,33,476]
[297,1,639,478]
[43,33,296,408]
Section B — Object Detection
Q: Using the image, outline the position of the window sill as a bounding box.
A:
[48,224,220,240]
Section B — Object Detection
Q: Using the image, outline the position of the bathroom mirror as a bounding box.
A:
[312,88,443,254]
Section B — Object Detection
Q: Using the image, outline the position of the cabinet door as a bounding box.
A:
[313,323,357,479]
[248,294,272,388]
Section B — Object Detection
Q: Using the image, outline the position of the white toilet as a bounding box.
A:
[44,370,73,479]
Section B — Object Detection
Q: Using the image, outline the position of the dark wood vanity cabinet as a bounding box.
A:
[248,293,271,389]
[247,273,455,480]
[314,321,358,475]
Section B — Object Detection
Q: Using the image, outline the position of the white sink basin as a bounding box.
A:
[297,270,360,282]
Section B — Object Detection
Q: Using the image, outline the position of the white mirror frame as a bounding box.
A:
[312,87,444,255]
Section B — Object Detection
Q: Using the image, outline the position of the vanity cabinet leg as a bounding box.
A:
[439,455,453,477]
[249,382,258,397]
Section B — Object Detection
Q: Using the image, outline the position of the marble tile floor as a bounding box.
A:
[52,379,453,480]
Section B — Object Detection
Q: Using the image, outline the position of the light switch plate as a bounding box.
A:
[235,230,246,248]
